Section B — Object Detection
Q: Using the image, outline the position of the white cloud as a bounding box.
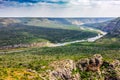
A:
[0,0,120,17]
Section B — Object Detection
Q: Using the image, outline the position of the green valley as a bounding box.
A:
[0,18,119,80]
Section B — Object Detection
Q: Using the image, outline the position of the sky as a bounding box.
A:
[0,0,120,17]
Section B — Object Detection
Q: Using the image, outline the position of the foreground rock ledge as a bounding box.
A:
[49,54,120,80]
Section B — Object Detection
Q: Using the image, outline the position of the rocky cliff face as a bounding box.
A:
[85,17,120,37]
[107,18,120,37]
[49,60,79,80]
[0,42,52,49]
[77,54,103,72]
[48,54,120,80]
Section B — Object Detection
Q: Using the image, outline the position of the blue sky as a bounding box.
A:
[0,0,120,17]
[1,0,68,4]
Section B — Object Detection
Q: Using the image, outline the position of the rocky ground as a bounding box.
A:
[48,54,120,80]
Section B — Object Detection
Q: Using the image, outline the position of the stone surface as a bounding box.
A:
[49,60,80,80]
[76,54,103,72]
[48,54,120,80]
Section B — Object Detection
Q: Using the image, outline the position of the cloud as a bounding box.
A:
[0,0,120,17]
[0,0,68,7]
[1,0,120,7]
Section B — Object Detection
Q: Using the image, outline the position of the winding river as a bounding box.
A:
[50,28,107,47]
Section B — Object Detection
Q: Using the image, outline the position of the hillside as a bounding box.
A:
[0,18,113,27]
[107,18,120,37]
[84,17,120,38]
[84,17,120,35]
[20,18,113,26]
[0,18,101,49]
[91,18,120,48]
[65,18,113,25]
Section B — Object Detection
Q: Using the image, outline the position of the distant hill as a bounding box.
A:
[84,17,120,37]
[24,18,113,25]
[0,18,113,27]
[0,18,20,27]
[65,18,113,25]
[41,18,113,25]
[93,18,120,48]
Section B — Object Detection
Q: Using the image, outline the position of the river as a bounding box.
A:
[50,29,107,47]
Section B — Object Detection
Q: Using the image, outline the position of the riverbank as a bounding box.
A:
[50,29,107,47]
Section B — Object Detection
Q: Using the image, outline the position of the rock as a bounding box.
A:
[49,60,80,80]
[77,54,103,72]
[102,60,120,80]
[0,42,50,49]
[26,69,37,73]
[48,54,120,80]
[76,58,89,71]
[111,60,120,79]
[88,54,103,72]
[111,60,120,68]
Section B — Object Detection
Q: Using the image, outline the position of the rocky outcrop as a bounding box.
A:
[0,42,52,49]
[103,60,120,80]
[48,54,120,80]
[49,60,80,80]
[77,54,103,72]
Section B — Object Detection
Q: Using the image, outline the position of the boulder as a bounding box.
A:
[77,54,103,72]
[49,60,80,80]
[76,58,89,71]
[88,54,103,72]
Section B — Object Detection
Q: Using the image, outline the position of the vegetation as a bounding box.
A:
[70,38,120,49]
[0,38,119,79]
[0,25,119,79]
[0,18,119,79]
[0,24,97,47]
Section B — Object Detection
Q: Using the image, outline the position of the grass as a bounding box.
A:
[0,68,41,80]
